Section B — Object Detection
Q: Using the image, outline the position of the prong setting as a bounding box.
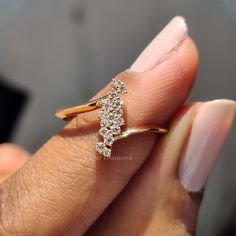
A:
[96,78,127,158]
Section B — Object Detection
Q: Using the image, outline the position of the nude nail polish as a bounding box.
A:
[130,16,188,72]
[179,99,236,192]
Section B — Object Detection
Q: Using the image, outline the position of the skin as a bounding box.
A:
[0,37,202,236]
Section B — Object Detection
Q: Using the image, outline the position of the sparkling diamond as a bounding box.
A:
[112,78,127,94]
[101,98,113,112]
[116,117,125,126]
[112,97,122,108]
[108,88,118,100]
[114,112,123,120]
[113,106,123,116]
[103,148,111,158]
[104,133,115,146]
[100,119,110,128]
[108,112,115,120]
[99,127,109,137]
[111,124,121,135]
[96,142,111,158]
[99,110,108,119]
[96,142,105,154]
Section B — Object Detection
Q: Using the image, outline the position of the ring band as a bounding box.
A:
[96,125,167,158]
[55,78,168,158]
[115,125,168,140]
[55,96,107,121]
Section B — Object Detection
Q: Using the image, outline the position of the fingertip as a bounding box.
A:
[0,143,30,160]
[182,37,199,83]
[0,144,30,181]
[124,36,199,125]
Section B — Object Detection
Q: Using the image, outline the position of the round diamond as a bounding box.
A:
[96,142,111,158]
[100,119,110,128]
[99,127,109,137]
[114,112,122,120]
[96,142,105,153]
[99,110,108,119]
[113,106,123,116]
[111,124,121,135]
[112,78,127,94]
[116,117,125,126]
[112,78,118,86]
[104,133,115,146]
[101,99,113,112]
[108,88,118,100]
[113,100,122,109]
[103,147,111,158]
[112,95,121,103]
[108,112,115,120]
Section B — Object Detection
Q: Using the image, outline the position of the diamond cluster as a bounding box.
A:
[96,78,127,158]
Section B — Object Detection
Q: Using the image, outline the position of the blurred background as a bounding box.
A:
[0,0,235,235]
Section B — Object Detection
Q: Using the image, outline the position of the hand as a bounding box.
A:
[0,17,234,236]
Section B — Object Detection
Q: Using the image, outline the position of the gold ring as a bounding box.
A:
[55,78,168,158]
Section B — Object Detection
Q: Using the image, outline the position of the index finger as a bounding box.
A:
[0,17,198,236]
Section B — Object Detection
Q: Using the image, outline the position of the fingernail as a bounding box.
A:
[179,99,236,192]
[130,16,188,72]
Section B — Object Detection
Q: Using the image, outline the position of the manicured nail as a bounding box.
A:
[179,99,236,192]
[130,16,188,72]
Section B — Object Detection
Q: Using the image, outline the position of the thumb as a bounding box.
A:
[86,100,235,236]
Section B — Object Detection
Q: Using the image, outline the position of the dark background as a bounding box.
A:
[0,1,235,235]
